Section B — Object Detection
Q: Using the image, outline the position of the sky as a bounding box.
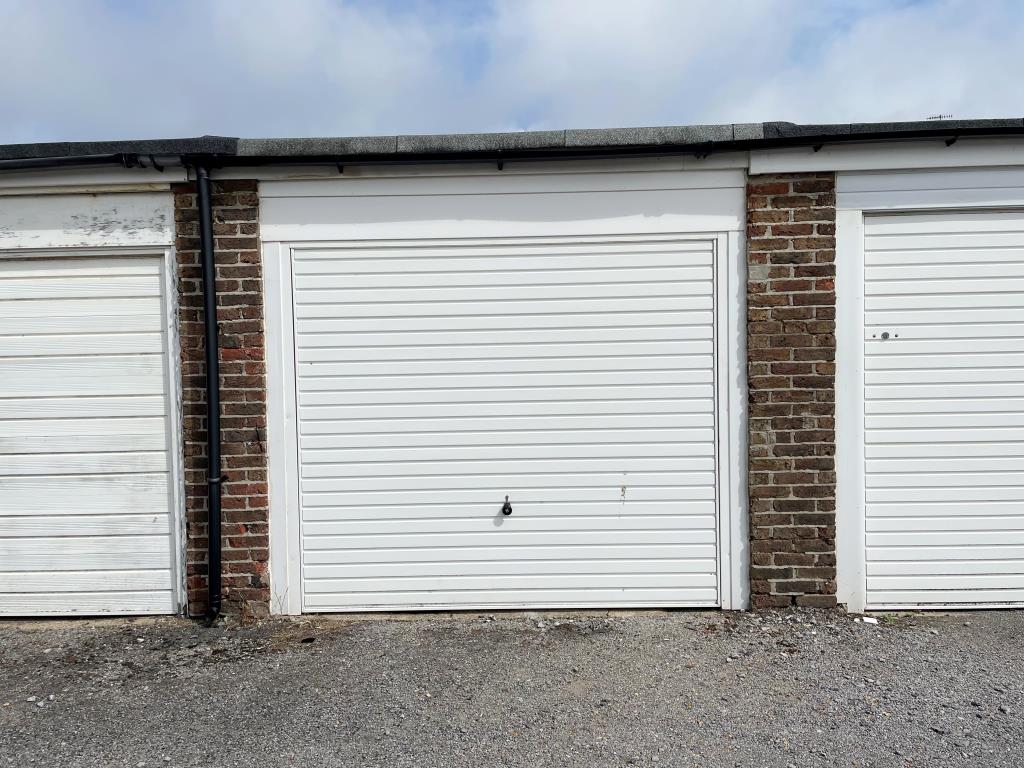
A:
[1,0,1022,144]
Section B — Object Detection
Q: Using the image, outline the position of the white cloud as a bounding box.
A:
[0,0,1021,143]
[479,0,796,129]
[732,0,1024,123]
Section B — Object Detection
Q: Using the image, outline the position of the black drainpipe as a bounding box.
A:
[195,165,223,624]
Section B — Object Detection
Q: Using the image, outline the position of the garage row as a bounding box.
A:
[1,127,1022,617]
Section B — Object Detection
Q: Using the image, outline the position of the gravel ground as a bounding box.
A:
[0,609,1021,767]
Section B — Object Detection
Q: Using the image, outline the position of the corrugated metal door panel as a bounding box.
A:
[0,255,176,616]
[293,236,720,611]
[863,211,1024,608]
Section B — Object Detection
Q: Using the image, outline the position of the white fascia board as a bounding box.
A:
[0,165,187,194]
[836,165,1024,211]
[750,138,1024,175]
[216,153,751,182]
[0,191,175,250]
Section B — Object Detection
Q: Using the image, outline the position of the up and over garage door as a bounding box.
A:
[860,211,1024,608]
[263,164,746,613]
[0,253,181,615]
[0,191,181,617]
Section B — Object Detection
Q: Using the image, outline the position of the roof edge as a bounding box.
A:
[2,120,1024,166]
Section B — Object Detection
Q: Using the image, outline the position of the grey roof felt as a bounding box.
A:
[1,119,1023,165]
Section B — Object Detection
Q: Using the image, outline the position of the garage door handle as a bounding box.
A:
[501,496,512,516]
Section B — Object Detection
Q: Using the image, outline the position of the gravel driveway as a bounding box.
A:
[1,609,1021,767]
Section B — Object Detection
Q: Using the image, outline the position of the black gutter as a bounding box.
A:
[0,154,145,172]
[195,165,223,624]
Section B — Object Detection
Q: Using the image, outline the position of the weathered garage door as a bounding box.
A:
[864,211,1024,608]
[0,254,179,616]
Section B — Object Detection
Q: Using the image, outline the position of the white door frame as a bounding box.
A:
[264,231,747,615]
[835,166,1024,612]
[264,240,301,616]
[0,244,187,614]
[835,211,868,612]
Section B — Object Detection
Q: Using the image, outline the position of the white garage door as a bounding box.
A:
[291,234,723,611]
[864,211,1024,608]
[0,254,179,616]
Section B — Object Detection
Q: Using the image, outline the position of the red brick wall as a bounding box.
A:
[173,180,270,618]
[746,173,837,608]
